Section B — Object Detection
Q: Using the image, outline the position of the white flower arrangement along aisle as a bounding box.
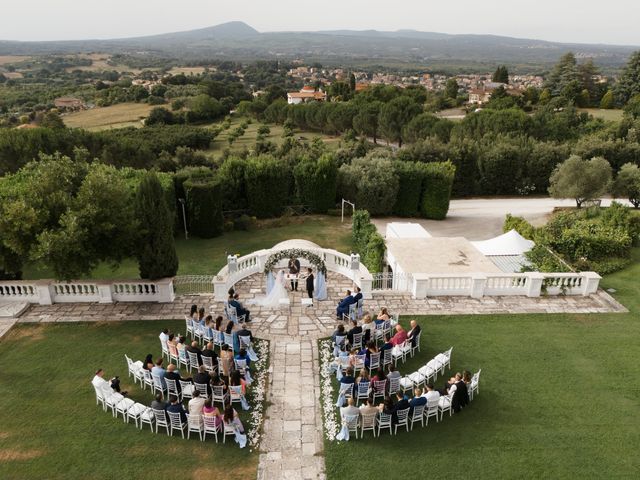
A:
[319,339,338,441]
[247,339,270,449]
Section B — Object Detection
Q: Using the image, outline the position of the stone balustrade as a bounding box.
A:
[411,271,601,299]
[0,278,175,305]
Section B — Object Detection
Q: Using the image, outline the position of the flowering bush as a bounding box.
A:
[247,339,269,449]
[319,339,338,441]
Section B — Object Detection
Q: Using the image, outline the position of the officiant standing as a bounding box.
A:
[305,267,314,299]
[288,257,300,291]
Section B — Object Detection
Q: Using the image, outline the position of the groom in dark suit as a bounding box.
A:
[305,268,314,299]
[288,257,300,291]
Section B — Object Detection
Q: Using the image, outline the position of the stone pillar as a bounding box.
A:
[470,275,487,298]
[35,280,54,305]
[155,278,175,303]
[581,272,602,296]
[97,283,113,304]
[227,255,238,274]
[360,274,373,300]
[213,276,228,302]
[412,274,430,299]
[525,272,545,297]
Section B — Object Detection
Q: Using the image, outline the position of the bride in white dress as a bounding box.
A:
[252,270,289,308]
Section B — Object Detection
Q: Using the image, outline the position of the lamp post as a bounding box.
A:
[178,198,188,240]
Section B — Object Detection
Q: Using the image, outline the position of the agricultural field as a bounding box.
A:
[62,103,155,130]
[0,55,31,65]
[167,66,208,75]
[68,53,142,73]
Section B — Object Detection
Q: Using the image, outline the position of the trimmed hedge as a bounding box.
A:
[294,154,338,213]
[351,209,385,272]
[392,161,424,216]
[338,158,399,216]
[218,157,248,211]
[245,156,290,218]
[362,231,385,273]
[504,214,537,239]
[183,178,224,238]
[420,161,456,220]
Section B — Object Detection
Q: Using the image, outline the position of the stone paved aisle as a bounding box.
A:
[257,338,325,480]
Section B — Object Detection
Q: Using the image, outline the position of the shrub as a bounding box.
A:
[339,158,399,216]
[183,178,224,238]
[420,161,456,220]
[352,210,374,252]
[134,172,179,279]
[245,155,290,218]
[293,154,338,213]
[233,214,255,231]
[504,214,536,239]
[218,157,248,210]
[362,231,385,273]
[392,161,424,216]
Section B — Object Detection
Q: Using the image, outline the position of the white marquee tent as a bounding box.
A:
[471,229,535,256]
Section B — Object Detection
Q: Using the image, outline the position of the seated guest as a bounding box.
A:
[92,369,108,389]
[392,391,410,424]
[143,354,154,371]
[363,341,378,368]
[219,345,234,379]
[353,286,363,303]
[340,397,361,420]
[375,307,390,325]
[198,307,206,325]
[151,358,167,388]
[346,319,362,347]
[235,348,251,368]
[378,395,395,416]
[336,290,355,319]
[202,398,222,427]
[188,389,205,416]
[210,373,227,392]
[380,334,394,353]
[355,369,370,386]
[167,333,177,347]
[193,365,212,394]
[409,388,427,415]
[176,336,187,354]
[359,396,378,416]
[361,315,374,343]
[340,367,355,386]
[440,376,458,396]
[237,323,254,342]
[201,342,218,365]
[387,365,401,382]
[230,369,248,395]
[225,320,241,352]
[151,393,167,411]
[463,370,472,385]
[390,324,408,346]
[186,341,203,366]
[159,328,169,344]
[332,324,347,355]
[452,372,469,412]
[229,293,251,323]
[407,320,421,348]
[223,404,246,448]
[371,368,387,386]
[166,395,187,423]
[423,383,440,403]
[214,315,225,341]
[189,304,198,320]
[165,364,192,393]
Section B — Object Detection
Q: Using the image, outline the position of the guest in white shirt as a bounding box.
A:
[423,383,441,403]
[159,328,169,344]
[92,369,108,388]
[188,390,206,415]
[340,397,360,421]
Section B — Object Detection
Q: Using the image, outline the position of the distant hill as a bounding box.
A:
[0,21,637,69]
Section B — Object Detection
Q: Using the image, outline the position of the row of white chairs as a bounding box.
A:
[92,380,239,443]
[398,347,453,393]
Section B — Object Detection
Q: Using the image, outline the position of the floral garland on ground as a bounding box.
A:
[319,339,338,441]
[247,339,269,450]
[263,248,327,275]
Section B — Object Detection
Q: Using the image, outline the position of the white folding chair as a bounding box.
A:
[376,412,393,436]
[185,316,194,339]
[426,359,440,382]
[223,333,235,353]
[126,402,148,427]
[187,351,200,372]
[352,354,366,374]
[438,392,454,420]
[409,404,426,430]
[203,415,222,443]
[435,347,453,375]
[425,397,440,425]
[179,380,195,400]
[222,421,236,443]
[115,398,135,422]
[92,384,108,411]
[165,378,181,402]
[168,343,179,365]
[394,407,410,434]
[368,352,381,376]
[355,381,370,405]
[161,340,169,362]
[178,348,190,371]
[360,412,377,437]
[356,298,364,319]
[344,414,360,440]
[392,341,409,366]
[152,408,170,435]
[229,385,248,410]
[167,411,187,438]
[351,332,363,350]
[104,390,125,417]
[342,303,357,322]
[399,376,415,394]
[382,348,393,368]
[336,382,353,406]
[227,305,245,324]
[418,364,436,385]
[410,330,422,357]
[372,379,387,403]
[469,369,481,400]
[203,327,214,345]
[194,382,209,397]
[388,376,400,395]
[139,407,155,431]
[212,385,228,407]
[407,371,426,389]
[187,413,204,441]
[202,355,216,374]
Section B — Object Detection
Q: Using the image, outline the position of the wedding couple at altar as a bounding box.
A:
[252,255,328,307]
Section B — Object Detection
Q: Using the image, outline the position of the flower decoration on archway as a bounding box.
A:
[263,248,327,275]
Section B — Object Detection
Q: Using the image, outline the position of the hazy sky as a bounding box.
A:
[2,0,639,45]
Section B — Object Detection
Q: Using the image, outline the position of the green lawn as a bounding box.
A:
[0,320,260,479]
[578,108,624,122]
[323,249,640,479]
[23,215,353,280]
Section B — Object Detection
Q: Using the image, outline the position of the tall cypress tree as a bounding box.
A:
[135,172,179,279]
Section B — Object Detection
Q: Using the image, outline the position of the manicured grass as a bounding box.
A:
[22,215,353,280]
[0,320,259,480]
[578,108,624,122]
[63,103,155,131]
[323,249,640,479]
